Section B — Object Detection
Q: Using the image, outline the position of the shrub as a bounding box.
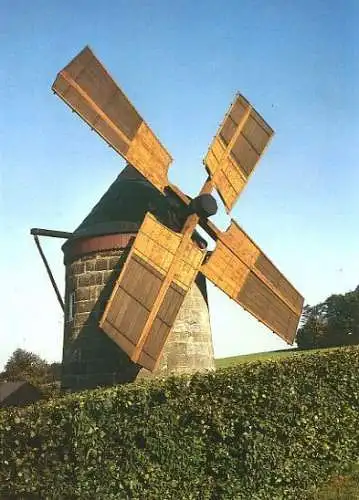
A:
[1,347,358,499]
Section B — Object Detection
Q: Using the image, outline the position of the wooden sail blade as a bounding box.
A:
[137,237,206,371]
[100,213,205,371]
[136,282,187,371]
[52,46,172,192]
[204,94,274,213]
[201,221,303,344]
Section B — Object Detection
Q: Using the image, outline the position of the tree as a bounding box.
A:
[1,349,61,388]
[48,362,62,381]
[5,349,48,381]
[296,285,359,349]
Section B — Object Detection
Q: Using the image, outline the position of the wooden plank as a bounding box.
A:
[101,256,160,349]
[204,93,274,212]
[211,137,226,166]
[101,317,140,357]
[111,292,149,345]
[133,217,181,276]
[242,112,272,155]
[230,134,259,176]
[174,240,205,290]
[129,178,212,368]
[254,253,304,313]
[201,241,250,299]
[137,349,156,371]
[136,283,186,371]
[214,157,246,210]
[142,319,169,362]
[52,46,172,192]
[120,255,163,311]
[203,149,219,175]
[201,220,304,344]
[220,114,237,145]
[99,213,170,356]
[131,207,207,366]
[157,282,186,326]
[224,221,302,315]
[166,181,304,343]
[237,273,298,343]
[100,212,206,370]
[220,221,259,268]
[99,258,159,355]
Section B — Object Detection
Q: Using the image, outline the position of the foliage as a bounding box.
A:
[40,381,62,399]
[1,347,358,499]
[0,348,61,392]
[1,348,48,386]
[296,285,359,349]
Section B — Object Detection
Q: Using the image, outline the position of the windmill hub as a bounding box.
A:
[189,194,218,219]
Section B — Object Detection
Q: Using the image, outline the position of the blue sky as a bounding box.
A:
[1,1,358,369]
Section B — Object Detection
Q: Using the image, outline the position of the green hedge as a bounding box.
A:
[1,347,359,499]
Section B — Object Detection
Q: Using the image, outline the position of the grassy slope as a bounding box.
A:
[215,346,344,369]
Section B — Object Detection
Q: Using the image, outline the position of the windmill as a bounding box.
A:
[33,46,303,389]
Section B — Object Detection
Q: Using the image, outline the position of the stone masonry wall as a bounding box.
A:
[149,273,215,376]
[62,249,139,391]
[62,248,215,391]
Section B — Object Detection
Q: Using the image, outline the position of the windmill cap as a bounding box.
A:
[62,165,208,260]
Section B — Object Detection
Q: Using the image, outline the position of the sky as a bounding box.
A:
[1,1,359,369]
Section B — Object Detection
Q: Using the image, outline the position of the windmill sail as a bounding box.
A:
[100,213,205,371]
[52,47,304,364]
[204,94,274,212]
[201,220,303,344]
[52,46,172,193]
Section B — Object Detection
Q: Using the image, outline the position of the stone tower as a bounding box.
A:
[61,166,215,391]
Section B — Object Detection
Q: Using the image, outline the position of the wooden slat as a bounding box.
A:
[157,282,186,326]
[52,46,172,192]
[201,220,304,344]
[165,182,304,344]
[100,254,162,355]
[174,239,205,290]
[137,283,186,371]
[204,93,274,212]
[238,274,298,340]
[100,213,205,370]
[254,253,304,313]
[133,214,181,275]
[129,211,206,368]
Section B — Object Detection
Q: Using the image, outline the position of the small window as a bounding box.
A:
[67,291,76,322]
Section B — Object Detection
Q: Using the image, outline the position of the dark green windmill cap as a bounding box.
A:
[62,165,207,254]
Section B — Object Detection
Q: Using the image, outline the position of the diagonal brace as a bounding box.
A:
[32,234,65,312]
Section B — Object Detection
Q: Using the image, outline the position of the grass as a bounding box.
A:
[215,346,344,369]
[309,465,359,499]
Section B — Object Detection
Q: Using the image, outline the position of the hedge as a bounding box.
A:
[1,347,358,499]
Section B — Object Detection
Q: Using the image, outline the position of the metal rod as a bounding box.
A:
[33,235,65,312]
[30,228,72,239]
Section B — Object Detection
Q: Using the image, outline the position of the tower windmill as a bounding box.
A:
[33,46,303,390]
